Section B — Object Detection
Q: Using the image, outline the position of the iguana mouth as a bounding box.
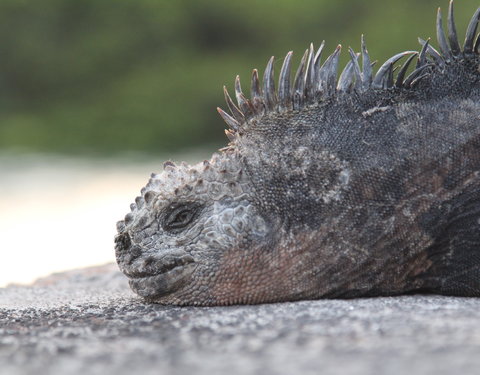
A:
[125,254,196,299]
[125,253,195,279]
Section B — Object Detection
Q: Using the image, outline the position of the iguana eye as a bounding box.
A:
[162,203,202,232]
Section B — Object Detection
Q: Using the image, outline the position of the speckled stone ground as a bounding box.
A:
[1,264,480,375]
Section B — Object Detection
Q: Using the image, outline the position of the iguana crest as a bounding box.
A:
[116,1,480,306]
[218,2,480,138]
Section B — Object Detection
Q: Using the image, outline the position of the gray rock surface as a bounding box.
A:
[1,264,480,375]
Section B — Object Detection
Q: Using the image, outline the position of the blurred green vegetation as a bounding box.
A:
[0,0,478,155]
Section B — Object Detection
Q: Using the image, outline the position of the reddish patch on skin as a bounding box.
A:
[211,244,278,305]
[210,234,325,305]
[209,215,438,304]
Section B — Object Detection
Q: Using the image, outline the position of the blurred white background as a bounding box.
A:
[0,151,207,287]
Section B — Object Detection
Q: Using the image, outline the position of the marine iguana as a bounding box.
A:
[115,1,480,306]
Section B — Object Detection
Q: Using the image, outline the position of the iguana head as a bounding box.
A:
[115,152,282,305]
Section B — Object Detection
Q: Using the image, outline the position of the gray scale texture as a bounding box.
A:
[2,265,480,375]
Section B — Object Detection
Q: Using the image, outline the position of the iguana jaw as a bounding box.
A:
[128,263,196,299]
[115,239,197,298]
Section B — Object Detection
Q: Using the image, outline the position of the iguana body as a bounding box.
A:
[115,2,480,305]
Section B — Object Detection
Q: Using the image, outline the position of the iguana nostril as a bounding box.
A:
[114,232,131,254]
[130,245,142,259]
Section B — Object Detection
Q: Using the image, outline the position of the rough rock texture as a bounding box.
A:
[1,265,480,375]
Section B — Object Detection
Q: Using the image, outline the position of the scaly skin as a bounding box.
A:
[115,2,480,305]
